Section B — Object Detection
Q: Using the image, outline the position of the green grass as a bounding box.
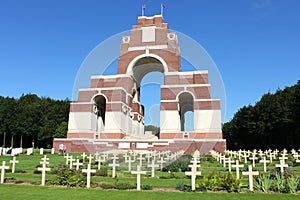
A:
[0,151,300,199]
[0,184,299,200]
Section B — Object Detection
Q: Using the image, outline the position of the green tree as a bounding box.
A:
[53,121,68,138]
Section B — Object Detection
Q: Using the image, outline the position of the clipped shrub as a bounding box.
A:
[33,169,41,174]
[176,181,185,191]
[96,167,108,177]
[141,184,153,190]
[15,169,27,173]
[99,183,114,189]
[4,177,16,183]
[270,167,295,179]
[115,182,135,190]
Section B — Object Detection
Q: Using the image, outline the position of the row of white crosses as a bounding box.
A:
[211,150,260,191]
[75,150,183,190]
[0,156,20,184]
[212,148,300,191]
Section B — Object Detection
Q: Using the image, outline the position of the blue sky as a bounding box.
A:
[0,0,299,124]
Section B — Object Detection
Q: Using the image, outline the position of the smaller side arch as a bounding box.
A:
[177,91,195,132]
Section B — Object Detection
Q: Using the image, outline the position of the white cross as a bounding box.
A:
[125,155,135,172]
[73,159,83,171]
[276,159,288,174]
[82,164,96,188]
[131,165,147,190]
[232,160,244,179]
[147,159,159,178]
[157,157,166,171]
[146,153,152,163]
[258,149,264,158]
[37,162,51,186]
[69,156,75,169]
[219,155,225,164]
[249,155,258,167]
[185,161,201,191]
[137,153,145,167]
[242,165,259,191]
[64,154,70,165]
[279,155,288,165]
[94,152,100,160]
[9,156,19,173]
[243,153,248,164]
[87,154,94,164]
[81,152,87,162]
[259,157,270,173]
[100,154,107,162]
[293,153,300,160]
[109,155,119,178]
[123,153,129,163]
[40,155,50,166]
[1,161,10,184]
[269,152,275,163]
[96,157,104,171]
[224,157,234,172]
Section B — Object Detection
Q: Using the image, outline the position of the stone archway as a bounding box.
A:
[178,92,194,132]
[93,94,106,139]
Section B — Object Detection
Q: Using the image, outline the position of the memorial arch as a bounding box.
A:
[54,15,226,153]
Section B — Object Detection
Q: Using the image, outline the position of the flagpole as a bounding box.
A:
[142,6,144,16]
[161,4,163,16]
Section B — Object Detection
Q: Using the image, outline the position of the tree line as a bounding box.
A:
[0,94,70,148]
[223,80,300,150]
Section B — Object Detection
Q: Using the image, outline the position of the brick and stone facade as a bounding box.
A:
[53,15,226,154]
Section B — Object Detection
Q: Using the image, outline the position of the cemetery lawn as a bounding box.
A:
[1,184,300,200]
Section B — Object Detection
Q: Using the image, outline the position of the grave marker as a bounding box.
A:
[37,161,51,186]
[0,161,10,184]
[9,156,19,173]
[73,159,83,171]
[242,165,259,191]
[276,159,288,174]
[249,154,258,167]
[125,154,135,172]
[147,159,159,178]
[232,160,244,179]
[185,159,201,191]
[87,154,94,164]
[69,156,75,169]
[137,153,145,167]
[224,157,234,172]
[109,155,119,178]
[82,164,96,188]
[81,152,87,162]
[27,148,33,155]
[259,157,270,173]
[157,157,166,171]
[131,165,147,190]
